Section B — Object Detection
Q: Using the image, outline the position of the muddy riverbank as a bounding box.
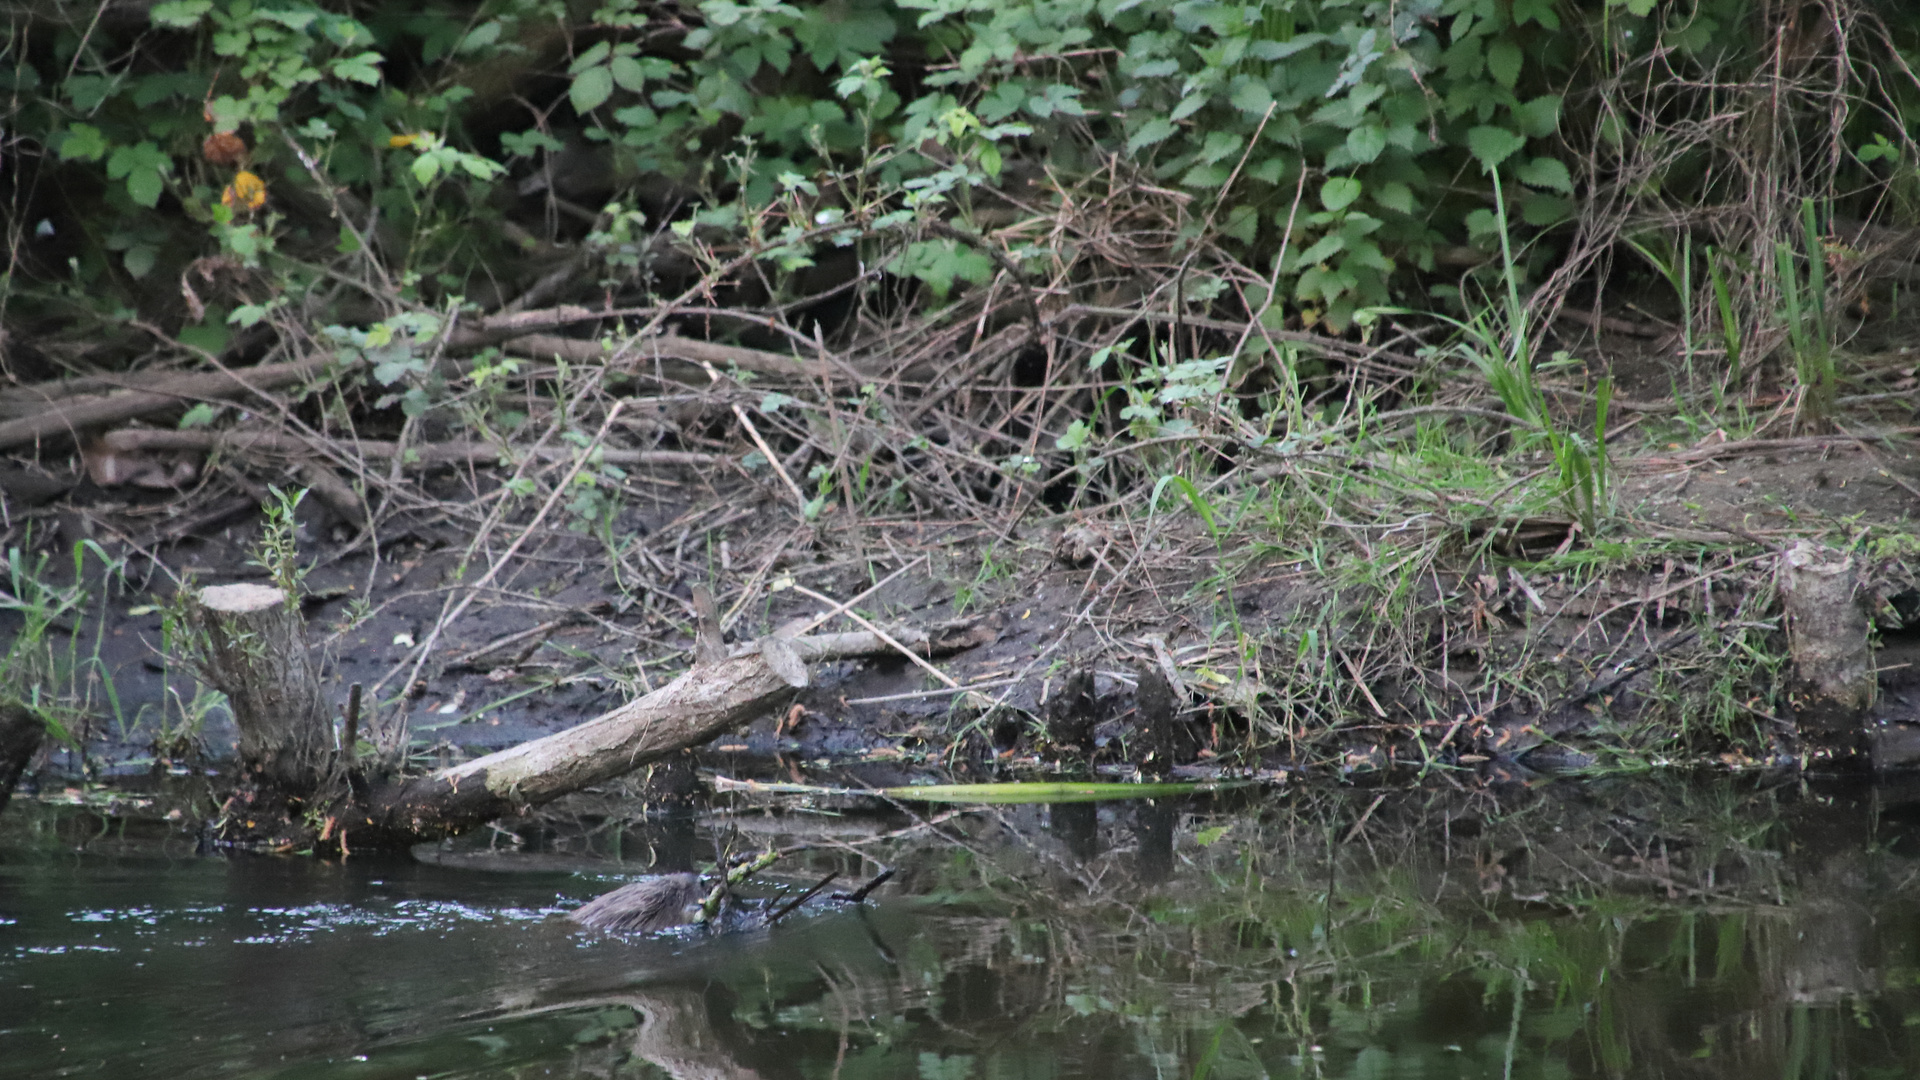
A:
[4,424,1919,803]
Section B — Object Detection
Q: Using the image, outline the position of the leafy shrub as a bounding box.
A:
[4,0,1916,361]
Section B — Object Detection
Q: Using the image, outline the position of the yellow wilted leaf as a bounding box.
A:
[388,133,419,148]
[222,170,267,213]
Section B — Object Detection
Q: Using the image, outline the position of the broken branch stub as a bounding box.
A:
[1778,541,1876,756]
[188,583,333,794]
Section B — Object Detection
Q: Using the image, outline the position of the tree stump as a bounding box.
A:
[1133,663,1177,773]
[1047,668,1097,756]
[1779,541,1875,763]
[0,703,44,815]
[187,583,332,795]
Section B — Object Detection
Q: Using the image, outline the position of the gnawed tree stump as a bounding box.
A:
[187,583,333,795]
[1779,541,1876,764]
[0,703,45,815]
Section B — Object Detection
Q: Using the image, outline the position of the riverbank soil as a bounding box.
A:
[1,321,1917,810]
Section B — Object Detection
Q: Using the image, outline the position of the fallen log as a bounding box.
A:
[359,639,810,843]
[0,355,331,452]
[174,567,988,849]
[343,624,983,846]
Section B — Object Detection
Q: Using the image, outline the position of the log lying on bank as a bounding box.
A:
[0,354,330,452]
[348,623,987,846]
[176,567,990,849]
[361,639,811,843]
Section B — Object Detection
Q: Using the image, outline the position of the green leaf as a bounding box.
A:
[1513,0,1561,28]
[1320,176,1362,212]
[1512,94,1563,137]
[1466,126,1526,172]
[1521,192,1573,226]
[1126,117,1177,154]
[1346,123,1386,164]
[58,123,107,162]
[610,55,648,92]
[63,75,112,112]
[1486,39,1522,89]
[1229,79,1273,116]
[150,0,211,28]
[571,65,615,114]
[123,244,158,279]
[569,41,612,75]
[330,51,383,85]
[107,142,171,208]
[459,20,503,54]
[1375,181,1415,214]
[1169,93,1208,122]
[127,170,163,207]
[1516,156,1573,193]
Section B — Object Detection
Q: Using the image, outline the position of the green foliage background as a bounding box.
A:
[2,0,1917,361]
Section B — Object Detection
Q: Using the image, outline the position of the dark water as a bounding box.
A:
[6,776,1920,1079]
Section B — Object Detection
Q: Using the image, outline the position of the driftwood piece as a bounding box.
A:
[353,621,984,844]
[188,583,333,794]
[1779,541,1875,757]
[0,355,329,451]
[0,703,44,815]
[364,645,809,841]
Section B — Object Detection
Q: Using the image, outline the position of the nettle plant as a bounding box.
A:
[23,0,518,334]
[544,0,1589,328]
[27,0,1871,349]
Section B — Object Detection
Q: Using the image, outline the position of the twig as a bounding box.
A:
[1340,793,1388,844]
[789,583,960,689]
[732,403,809,511]
[765,871,839,926]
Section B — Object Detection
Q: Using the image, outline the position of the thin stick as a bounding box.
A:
[1341,793,1388,844]
[789,583,960,688]
[765,871,840,926]
[732,403,809,510]
[839,868,895,903]
[789,555,926,637]
[844,677,1020,705]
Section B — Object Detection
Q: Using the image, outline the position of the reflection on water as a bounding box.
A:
[6,775,1920,1079]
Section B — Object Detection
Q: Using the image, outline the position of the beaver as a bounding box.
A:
[567,872,706,933]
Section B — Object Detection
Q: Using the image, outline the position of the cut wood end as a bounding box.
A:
[199,582,288,613]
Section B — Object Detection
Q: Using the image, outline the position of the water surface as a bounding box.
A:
[5,776,1920,1079]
